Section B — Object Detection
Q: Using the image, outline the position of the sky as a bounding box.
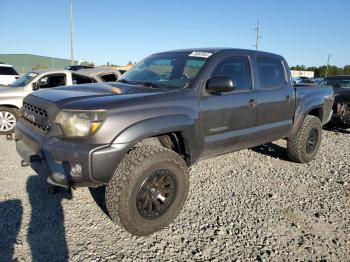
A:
[1,0,349,67]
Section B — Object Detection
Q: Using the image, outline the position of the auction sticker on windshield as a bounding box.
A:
[189,52,212,58]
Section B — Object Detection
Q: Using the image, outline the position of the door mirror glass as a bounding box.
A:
[206,76,236,93]
[32,82,39,91]
[38,77,48,87]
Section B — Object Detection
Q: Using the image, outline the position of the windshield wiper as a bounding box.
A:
[119,79,167,89]
[139,81,163,89]
[118,79,138,85]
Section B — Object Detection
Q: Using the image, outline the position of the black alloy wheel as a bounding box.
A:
[306,128,319,154]
[136,170,177,220]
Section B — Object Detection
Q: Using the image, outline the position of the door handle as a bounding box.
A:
[249,99,257,108]
[286,95,292,102]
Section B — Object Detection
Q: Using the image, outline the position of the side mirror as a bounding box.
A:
[38,77,48,86]
[206,76,236,93]
[32,82,39,91]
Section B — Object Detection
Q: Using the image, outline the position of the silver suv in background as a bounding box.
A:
[0,68,121,134]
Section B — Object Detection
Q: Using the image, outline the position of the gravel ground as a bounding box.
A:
[0,128,349,261]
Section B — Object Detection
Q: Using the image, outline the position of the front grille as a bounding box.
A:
[22,102,51,133]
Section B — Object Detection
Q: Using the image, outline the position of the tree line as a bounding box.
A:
[290,65,350,77]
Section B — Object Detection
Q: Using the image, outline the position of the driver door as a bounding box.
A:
[199,55,259,158]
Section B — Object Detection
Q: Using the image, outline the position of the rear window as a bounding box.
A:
[257,58,286,89]
[0,66,18,75]
[100,73,118,82]
[72,74,97,84]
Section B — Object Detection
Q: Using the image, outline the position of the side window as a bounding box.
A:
[211,57,252,91]
[72,74,96,85]
[100,73,118,82]
[0,66,18,75]
[257,58,286,89]
[38,74,66,88]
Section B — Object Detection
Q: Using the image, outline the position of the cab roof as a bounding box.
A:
[155,47,280,57]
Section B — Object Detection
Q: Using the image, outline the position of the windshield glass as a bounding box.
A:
[319,78,350,89]
[120,53,208,88]
[9,72,38,87]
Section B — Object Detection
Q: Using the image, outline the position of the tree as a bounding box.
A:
[290,65,350,77]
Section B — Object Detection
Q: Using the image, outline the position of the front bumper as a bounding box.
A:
[15,119,132,187]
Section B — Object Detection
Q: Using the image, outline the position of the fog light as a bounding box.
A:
[70,163,82,177]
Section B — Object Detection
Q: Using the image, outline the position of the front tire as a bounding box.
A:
[106,145,189,236]
[287,115,322,163]
[0,107,19,134]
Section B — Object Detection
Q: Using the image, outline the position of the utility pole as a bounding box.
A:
[254,19,262,50]
[325,53,331,77]
[70,0,74,65]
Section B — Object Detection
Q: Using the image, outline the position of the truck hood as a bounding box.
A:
[0,84,24,97]
[29,82,177,109]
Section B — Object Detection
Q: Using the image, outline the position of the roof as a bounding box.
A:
[26,68,121,78]
[77,68,121,76]
[29,69,71,74]
[155,47,278,57]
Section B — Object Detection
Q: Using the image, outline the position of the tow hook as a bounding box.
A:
[21,154,42,167]
[6,134,13,141]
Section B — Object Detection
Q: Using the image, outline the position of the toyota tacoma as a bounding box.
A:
[15,48,334,236]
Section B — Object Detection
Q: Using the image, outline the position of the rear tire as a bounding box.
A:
[287,115,322,163]
[106,145,189,236]
[0,107,19,134]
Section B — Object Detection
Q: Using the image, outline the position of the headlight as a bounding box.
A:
[55,110,107,137]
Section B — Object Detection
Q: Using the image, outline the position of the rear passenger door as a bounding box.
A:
[255,57,295,143]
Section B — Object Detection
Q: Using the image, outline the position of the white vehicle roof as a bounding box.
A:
[0,63,15,67]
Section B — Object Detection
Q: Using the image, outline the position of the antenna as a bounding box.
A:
[325,53,331,77]
[70,0,74,65]
[254,19,262,50]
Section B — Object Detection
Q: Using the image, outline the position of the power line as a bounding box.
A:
[70,0,74,65]
[325,53,331,77]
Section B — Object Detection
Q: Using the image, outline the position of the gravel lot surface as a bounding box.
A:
[0,127,349,261]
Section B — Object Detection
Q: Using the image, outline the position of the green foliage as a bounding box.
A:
[32,63,48,70]
[290,65,350,77]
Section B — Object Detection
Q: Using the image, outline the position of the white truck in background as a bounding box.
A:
[0,63,20,85]
[0,68,121,134]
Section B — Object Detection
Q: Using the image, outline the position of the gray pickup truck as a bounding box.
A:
[15,48,334,236]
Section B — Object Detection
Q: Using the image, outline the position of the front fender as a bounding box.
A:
[0,97,23,109]
[113,114,198,163]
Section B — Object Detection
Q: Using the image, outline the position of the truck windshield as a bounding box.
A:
[119,53,207,88]
[9,72,38,87]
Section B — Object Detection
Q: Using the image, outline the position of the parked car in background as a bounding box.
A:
[318,75,350,124]
[0,63,20,85]
[311,77,322,85]
[293,77,317,87]
[0,68,121,134]
[65,65,94,71]
[77,68,122,82]
[15,48,334,236]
